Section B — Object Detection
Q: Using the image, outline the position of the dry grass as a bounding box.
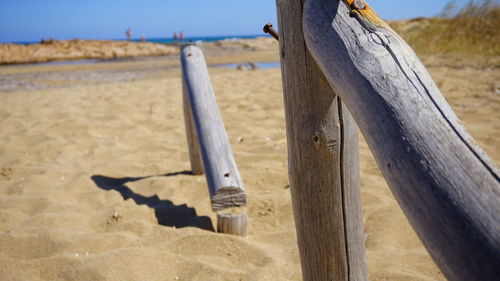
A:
[389,1,499,58]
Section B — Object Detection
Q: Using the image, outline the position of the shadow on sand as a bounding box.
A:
[91,171,214,231]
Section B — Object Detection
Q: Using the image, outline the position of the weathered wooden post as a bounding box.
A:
[275,0,368,280]
[183,76,204,175]
[181,45,247,236]
[302,0,500,280]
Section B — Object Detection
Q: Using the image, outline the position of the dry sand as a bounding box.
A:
[0,38,498,280]
[0,40,179,65]
[0,37,278,66]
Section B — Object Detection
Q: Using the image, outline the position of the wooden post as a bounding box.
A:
[276,0,368,280]
[181,45,247,235]
[182,77,204,175]
[217,209,248,236]
[302,1,500,280]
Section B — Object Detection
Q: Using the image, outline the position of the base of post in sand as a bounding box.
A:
[216,207,248,236]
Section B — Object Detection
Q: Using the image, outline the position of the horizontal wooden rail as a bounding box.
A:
[181,45,247,235]
[302,1,500,280]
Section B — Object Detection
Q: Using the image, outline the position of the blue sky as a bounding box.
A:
[0,0,457,43]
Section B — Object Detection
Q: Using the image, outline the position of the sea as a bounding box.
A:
[12,34,271,45]
[6,34,280,69]
[146,34,269,44]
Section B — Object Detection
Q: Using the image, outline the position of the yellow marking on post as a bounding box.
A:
[343,0,387,27]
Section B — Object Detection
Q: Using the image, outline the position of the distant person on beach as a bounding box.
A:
[173,32,178,43]
[141,35,146,42]
[180,31,185,42]
[126,28,132,41]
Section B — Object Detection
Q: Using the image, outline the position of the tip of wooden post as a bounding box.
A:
[216,207,248,236]
[344,0,386,28]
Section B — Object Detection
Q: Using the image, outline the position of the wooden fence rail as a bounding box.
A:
[181,45,247,236]
[297,0,500,280]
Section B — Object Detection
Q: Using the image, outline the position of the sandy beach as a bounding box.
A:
[0,40,179,65]
[0,37,498,280]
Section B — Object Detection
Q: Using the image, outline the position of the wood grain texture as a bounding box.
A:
[339,101,366,279]
[276,0,368,280]
[303,1,500,280]
[182,77,204,175]
[180,46,246,212]
[217,209,248,236]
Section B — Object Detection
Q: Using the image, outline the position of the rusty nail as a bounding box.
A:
[352,0,366,10]
[263,23,279,41]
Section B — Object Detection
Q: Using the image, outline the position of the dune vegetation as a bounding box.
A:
[389,0,499,57]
